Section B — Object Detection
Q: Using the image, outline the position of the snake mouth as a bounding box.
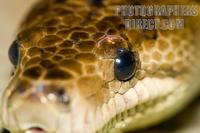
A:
[25,127,46,133]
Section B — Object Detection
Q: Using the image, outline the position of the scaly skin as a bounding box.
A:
[1,0,200,133]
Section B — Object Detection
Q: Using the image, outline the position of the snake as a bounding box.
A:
[1,0,200,133]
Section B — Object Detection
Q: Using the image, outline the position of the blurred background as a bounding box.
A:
[0,1,200,133]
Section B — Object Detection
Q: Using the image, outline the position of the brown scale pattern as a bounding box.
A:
[3,2,200,132]
[11,0,199,108]
[15,0,137,106]
[138,30,197,76]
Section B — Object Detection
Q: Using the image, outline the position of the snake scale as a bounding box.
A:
[1,0,200,133]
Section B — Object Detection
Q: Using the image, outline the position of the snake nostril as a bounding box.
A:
[25,127,46,133]
[56,89,70,105]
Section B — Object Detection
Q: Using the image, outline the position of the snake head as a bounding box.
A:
[2,1,200,132]
[2,21,142,132]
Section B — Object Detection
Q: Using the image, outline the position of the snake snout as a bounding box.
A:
[2,79,71,132]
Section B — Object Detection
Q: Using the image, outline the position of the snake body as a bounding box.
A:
[1,0,200,133]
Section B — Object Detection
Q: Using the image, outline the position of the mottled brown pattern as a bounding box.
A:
[1,0,200,133]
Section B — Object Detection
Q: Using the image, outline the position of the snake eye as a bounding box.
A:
[114,49,137,81]
[8,40,19,66]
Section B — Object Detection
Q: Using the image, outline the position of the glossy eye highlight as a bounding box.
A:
[114,49,137,81]
[8,40,19,66]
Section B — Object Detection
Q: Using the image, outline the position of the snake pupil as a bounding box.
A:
[114,50,137,81]
[8,40,19,66]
